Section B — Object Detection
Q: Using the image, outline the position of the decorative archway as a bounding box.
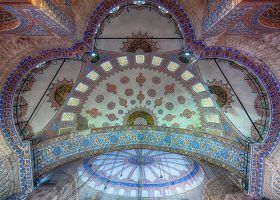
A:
[34,126,246,179]
[0,0,279,197]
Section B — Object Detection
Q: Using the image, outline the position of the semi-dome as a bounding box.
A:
[0,1,279,200]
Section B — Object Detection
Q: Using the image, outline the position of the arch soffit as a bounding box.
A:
[0,0,279,196]
[34,127,246,176]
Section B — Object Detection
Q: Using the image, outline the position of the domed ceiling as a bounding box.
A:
[95,3,181,52]
[33,53,238,141]
[13,59,82,138]
[2,1,277,198]
[77,149,205,199]
[82,67,203,130]
[14,52,267,182]
[15,53,269,143]
[26,148,247,200]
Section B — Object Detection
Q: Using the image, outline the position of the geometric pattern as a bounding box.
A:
[272,169,280,196]
[0,2,75,36]
[0,157,13,198]
[0,7,20,31]
[80,65,204,130]
[34,127,246,176]
[258,4,280,29]
[0,0,279,197]
[202,1,280,37]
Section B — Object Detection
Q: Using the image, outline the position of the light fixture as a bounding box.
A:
[95,23,100,34]
[133,1,145,6]
[84,50,100,63]
[109,6,120,14]
[183,51,192,57]
[179,49,196,64]
[36,61,47,68]
[90,52,97,57]
[158,6,168,13]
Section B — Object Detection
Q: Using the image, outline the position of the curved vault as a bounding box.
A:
[13,59,82,139]
[32,53,268,142]
[0,0,279,197]
[31,149,243,200]
[77,149,206,199]
[33,53,255,179]
[95,3,182,52]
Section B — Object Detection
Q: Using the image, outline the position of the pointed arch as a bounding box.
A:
[0,0,279,196]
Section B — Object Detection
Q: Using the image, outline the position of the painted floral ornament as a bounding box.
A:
[137,91,145,103]
[136,73,146,87]
[180,109,195,119]
[86,108,102,118]
[154,97,163,108]
[163,114,176,122]
[152,76,161,84]
[120,76,129,84]
[164,83,175,95]
[207,79,234,112]
[125,88,134,96]
[47,78,73,110]
[106,83,117,94]
[119,97,128,108]
[106,113,118,121]
[121,32,159,53]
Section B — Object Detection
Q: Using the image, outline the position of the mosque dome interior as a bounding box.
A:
[0,0,279,200]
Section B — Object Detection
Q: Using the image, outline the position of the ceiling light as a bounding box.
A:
[179,49,196,64]
[158,6,168,13]
[184,51,192,57]
[95,24,100,34]
[85,50,100,63]
[109,6,120,13]
[36,61,47,68]
[90,52,97,57]
[133,1,145,6]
